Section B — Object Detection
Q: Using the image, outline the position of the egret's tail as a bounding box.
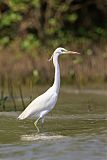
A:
[18,102,35,120]
[18,113,25,120]
[17,110,29,120]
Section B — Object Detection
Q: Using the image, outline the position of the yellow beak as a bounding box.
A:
[64,51,80,55]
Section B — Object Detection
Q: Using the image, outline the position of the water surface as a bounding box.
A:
[0,88,107,160]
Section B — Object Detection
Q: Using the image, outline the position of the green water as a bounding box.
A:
[0,88,107,160]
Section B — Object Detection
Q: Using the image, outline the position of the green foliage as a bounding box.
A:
[67,13,78,23]
[0,36,10,45]
[0,12,22,27]
[0,0,107,50]
[21,34,40,50]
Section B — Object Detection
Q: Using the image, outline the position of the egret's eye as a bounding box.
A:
[61,49,66,52]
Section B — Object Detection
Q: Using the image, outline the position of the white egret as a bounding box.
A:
[18,47,80,132]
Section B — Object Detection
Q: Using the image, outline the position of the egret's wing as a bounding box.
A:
[18,87,57,120]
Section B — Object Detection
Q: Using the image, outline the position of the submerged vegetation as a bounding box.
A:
[0,0,107,87]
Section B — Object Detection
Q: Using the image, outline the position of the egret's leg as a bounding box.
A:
[34,117,41,132]
[41,117,45,129]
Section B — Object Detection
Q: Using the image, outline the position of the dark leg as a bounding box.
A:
[41,117,45,129]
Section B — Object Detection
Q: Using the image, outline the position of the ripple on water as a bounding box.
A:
[21,133,69,141]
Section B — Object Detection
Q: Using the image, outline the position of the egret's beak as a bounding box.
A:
[64,51,80,55]
[48,50,80,61]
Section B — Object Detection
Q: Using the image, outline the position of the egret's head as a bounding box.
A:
[49,47,80,61]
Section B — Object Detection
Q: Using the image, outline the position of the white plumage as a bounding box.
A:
[18,47,79,132]
[18,87,57,120]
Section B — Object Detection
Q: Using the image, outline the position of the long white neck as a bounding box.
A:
[52,54,60,93]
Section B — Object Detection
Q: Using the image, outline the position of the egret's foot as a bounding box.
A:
[34,121,40,133]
